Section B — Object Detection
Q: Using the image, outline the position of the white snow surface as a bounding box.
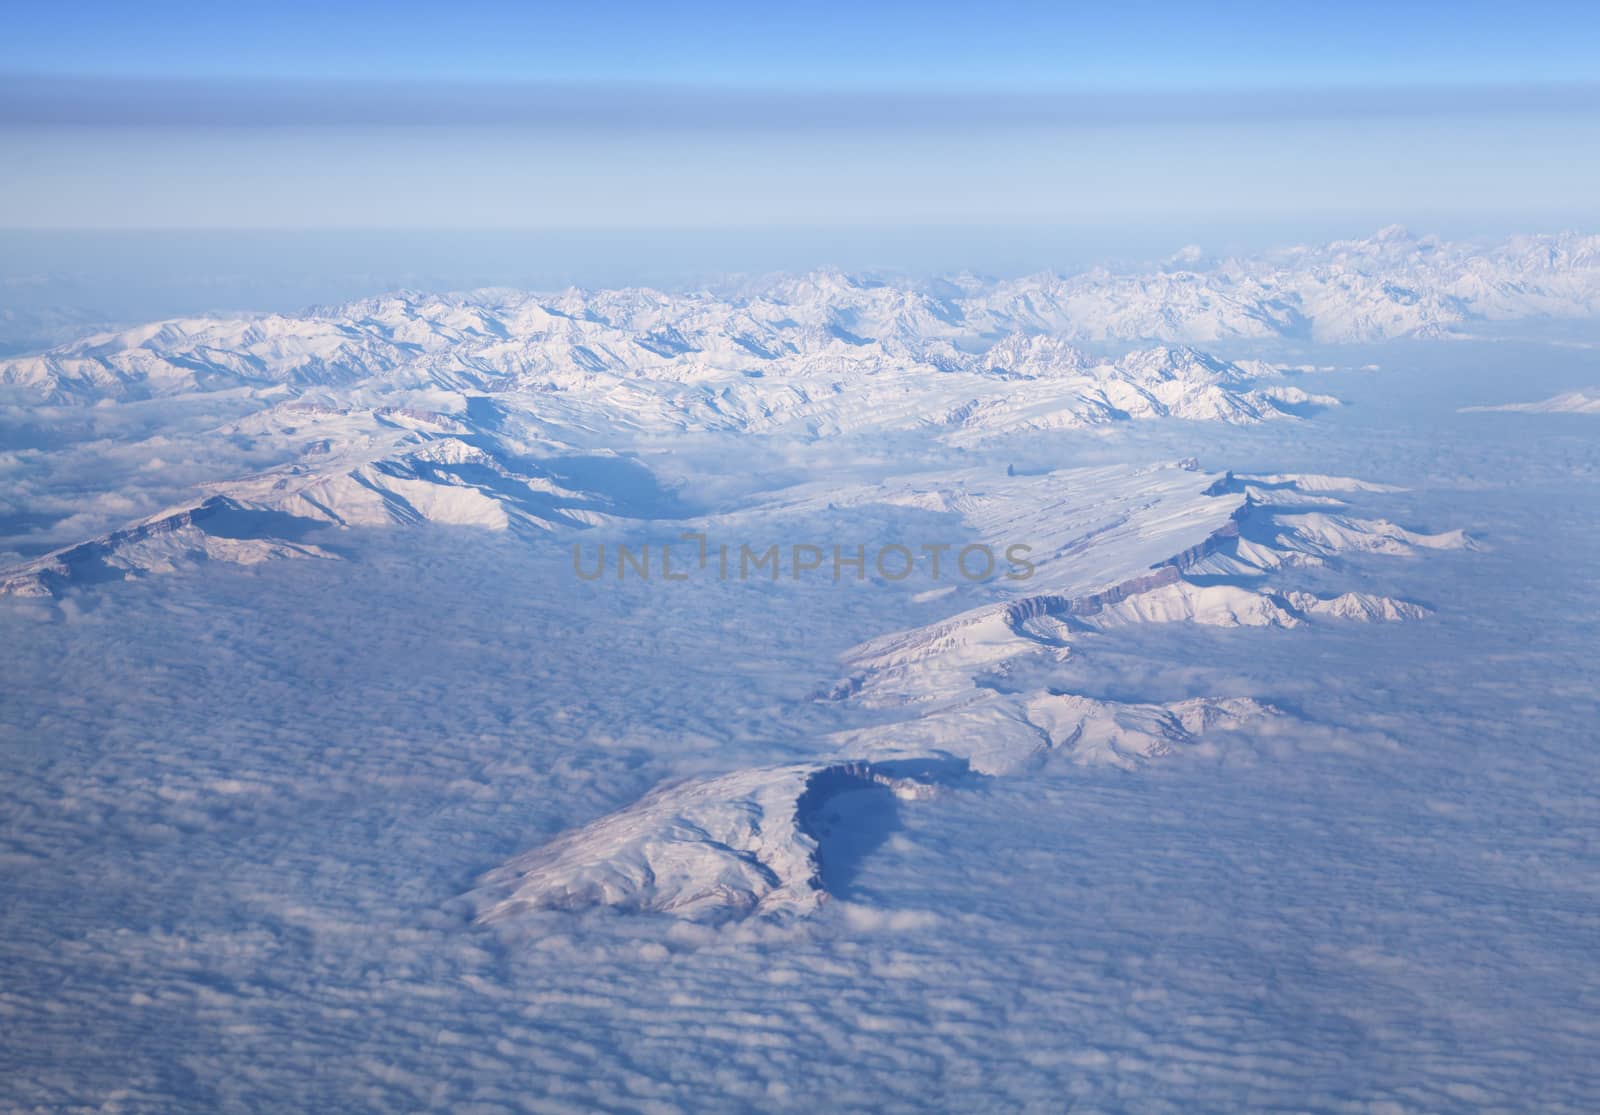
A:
[1461,388,1600,414]
[8,227,1600,408]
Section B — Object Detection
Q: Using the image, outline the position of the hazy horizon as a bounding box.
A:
[5,215,1599,354]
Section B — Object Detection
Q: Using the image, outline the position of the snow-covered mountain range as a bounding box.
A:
[0,229,1520,926]
[9,224,1581,596]
[470,465,1467,923]
[5,227,1600,408]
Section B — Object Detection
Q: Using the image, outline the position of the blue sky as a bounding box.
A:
[1,2,1597,249]
[5,0,1599,88]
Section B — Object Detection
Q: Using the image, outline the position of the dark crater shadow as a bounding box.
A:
[804,779,902,899]
[797,759,983,900]
[195,502,328,543]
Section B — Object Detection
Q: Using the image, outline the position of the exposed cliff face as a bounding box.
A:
[0,496,335,598]
[968,512,1254,631]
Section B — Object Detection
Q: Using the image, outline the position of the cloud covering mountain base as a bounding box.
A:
[3,240,1599,1110]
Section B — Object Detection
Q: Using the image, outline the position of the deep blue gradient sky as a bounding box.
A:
[5,0,1599,88]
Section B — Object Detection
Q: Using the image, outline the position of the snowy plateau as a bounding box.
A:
[2,229,1599,1113]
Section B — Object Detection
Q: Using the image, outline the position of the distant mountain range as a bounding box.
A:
[8,227,1579,599]
[5,227,1599,408]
